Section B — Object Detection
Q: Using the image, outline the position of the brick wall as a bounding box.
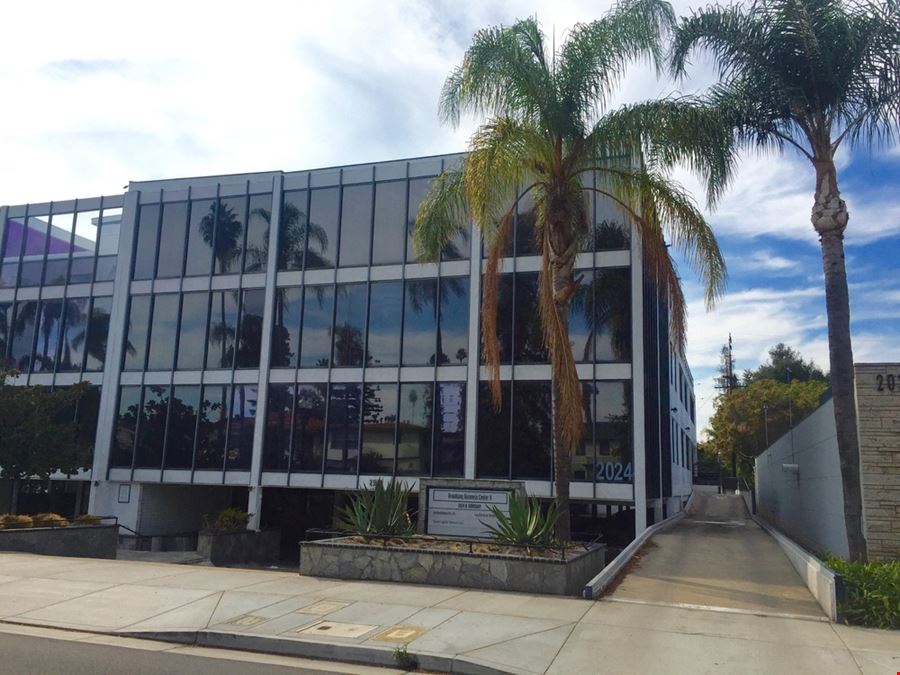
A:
[855,363,900,560]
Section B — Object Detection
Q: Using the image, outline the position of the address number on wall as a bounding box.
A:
[875,373,898,392]
[595,462,633,482]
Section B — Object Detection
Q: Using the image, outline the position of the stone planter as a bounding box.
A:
[0,524,117,559]
[197,530,280,566]
[299,537,606,596]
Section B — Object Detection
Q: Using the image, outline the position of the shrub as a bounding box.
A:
[337,479,414,536]
[0,514,34,529]
[826,556,900,629]
[32,513,69,528]
[74,514,102,526]
[483,493,559,547]
[202,507,251,534]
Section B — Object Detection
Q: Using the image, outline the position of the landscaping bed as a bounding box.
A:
[0,515,117,559]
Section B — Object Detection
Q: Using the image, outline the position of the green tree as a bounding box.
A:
[0,371,91,512]
[671,0,900,561]
[414,0,733,540]
[743,343,828,385]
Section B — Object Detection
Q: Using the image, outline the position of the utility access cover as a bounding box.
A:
[297,621,377,639]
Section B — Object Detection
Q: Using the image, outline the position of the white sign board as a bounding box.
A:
[426,487,513,538]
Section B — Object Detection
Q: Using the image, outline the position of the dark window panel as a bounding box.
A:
[366,280,402,367]
[56,298,90,372]
[332,283,367,367]
[438,277,469,365]
[164,385,200,469]
[338,183,372,267]
[97,208,121,258]
[592,380,632,483]
[147,294,180,371]
[111,386,142,467]
[135,384,169,469]
[84,296,112,372]
[371,181,406,265]
[176,292,209,370]
[133,205,159,280]
[74,385,101,462]
[595,268,631,362]
[278,190,307,271]
[243,193,271,273]
[124,295,151,371]
[226,385,256,470]
[10,301,38,371]
[185,199,215,276]
[292,383,327,472]
[68,257,94,285]
[206,291,239,370]
[513,272,547,364]
[306,187,339,269]
[482,274,513,364]
[94,256,117,282]
[299,285,333,368]
[443,222,470,262]
[214,196,246,275]
[32,300,64,373]
[0,303,13,367]
[433,382,465,477]
[18,261,43,287]
[236,289,265,368]
[263,384,293,472]
[22,214,50,284]
[325,383,361,474]
[360,382,398,475]
[476,381,510,479]
[271,287,302,368]
[514,190,538,256]
[195,384,231,470]
[1,217,24,260]
[402,278,436,366]
[511,381,552,480]
[0,261,19,288]
[397,382,432,476]
[43,258,69,286]
[155,202,188,278]
[570,270,595,363]
[593,217,630,251]
[406,177,434,263]
[573,381,595,482]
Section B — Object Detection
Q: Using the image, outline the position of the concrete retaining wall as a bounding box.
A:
[0,524,118,559]
[197,530,280,566]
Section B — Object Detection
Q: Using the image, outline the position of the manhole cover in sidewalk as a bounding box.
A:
[372,626,427,642]
[299,601,348,615]
[297,621,377,639]
[226,615,266,626]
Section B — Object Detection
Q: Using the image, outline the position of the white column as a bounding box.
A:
[631,231,647,534]
[463,223,482,479]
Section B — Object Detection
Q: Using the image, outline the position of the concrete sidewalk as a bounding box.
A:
[0,552,896,674]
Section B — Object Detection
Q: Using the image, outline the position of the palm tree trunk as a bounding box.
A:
[811,157,867,562]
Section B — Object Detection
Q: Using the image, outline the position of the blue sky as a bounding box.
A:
[0,0,897,433]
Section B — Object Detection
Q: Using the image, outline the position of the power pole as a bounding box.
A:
[715,334,739,478]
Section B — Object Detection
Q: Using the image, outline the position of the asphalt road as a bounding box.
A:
[0,632,389,675]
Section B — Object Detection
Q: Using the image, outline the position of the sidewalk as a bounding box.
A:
[0,552,896,674]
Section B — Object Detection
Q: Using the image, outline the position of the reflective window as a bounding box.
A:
[594,200,631,250]
[570,271,595,362]
[147,294,180,371]
[95,207,121,283]
[236,289,265,368]
[402,278,436,366]
[156,202,188,278]
[339,183,372,267]
[476,381,510,479]
[292,383,327,472]
[226,385,256,469]
[263,384,294,471]
[372,181,406,265]
[57,298,89,372]
[406,177,433,263]
[0,217,24,288]
[366,280,402,367]
[213,196,246,275]
[74,384,101,459]
[10,301,38,371]
[111,385,142,467]
[514,272,547,364]
[398,382,432,476]
[332,283,367,367]
[594,268,631,362]
[306,187,339,269]
[185,199,215,276]
[484,274,514,364]
[299,285,333,368]
[84,296,112,372]
[271,287,302,368]
[438,277,469,365]
[44,212,75,285]
[20,214,50,287]
[433,382,465,477]
[243,193,271,273]
[32,299,63,372]
[164,385,200,469]
[514,191,538,256]
[69,210,99,284]
[591,381,632,483]
[133,205,159,280]
[511,381,551,479]
[360,382,398,474]
[0,303,13,366]
[123,295,151,371]
[176,292,209,370]
[573,382,596,482]
[326,383,361,473]
[206,291,239,369]
[195,384,230,469]
[135,385,169,468]
[278,190,307,271]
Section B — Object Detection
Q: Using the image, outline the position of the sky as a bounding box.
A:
[0,0,897,436]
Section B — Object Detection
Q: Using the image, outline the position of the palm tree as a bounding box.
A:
[414,0,733,540]
[670,0,900,562]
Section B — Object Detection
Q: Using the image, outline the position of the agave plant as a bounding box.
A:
[337,479,415,537]
[482,493,560,547]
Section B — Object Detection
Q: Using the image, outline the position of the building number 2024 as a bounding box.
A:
[875,373,898,392]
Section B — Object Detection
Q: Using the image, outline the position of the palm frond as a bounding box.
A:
[413,168,469,262]
[482,208,515,409]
